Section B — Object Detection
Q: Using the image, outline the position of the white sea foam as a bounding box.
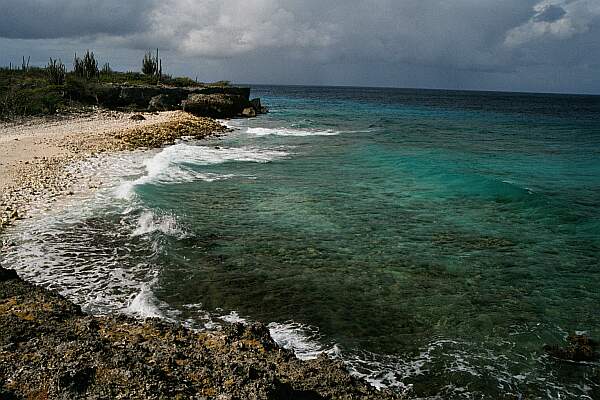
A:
[268,321,331,360]
[131,211,183,238]
[1,223,161,316]
[115,143,288,199]
[215,311,332,361]
[127,282,164,318]
[220,311,247,324]
[247,127,340,137]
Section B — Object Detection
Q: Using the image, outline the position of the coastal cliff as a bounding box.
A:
[95,85,267,118]
[0,267,399,399]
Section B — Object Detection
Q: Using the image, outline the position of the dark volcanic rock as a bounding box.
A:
[250,97,262,111]
[250,98,268,114]
[96,85,252,113]
[0,266,400,399]
[119,86,164,107]
[0,268,17,281]
[182,93,250,118]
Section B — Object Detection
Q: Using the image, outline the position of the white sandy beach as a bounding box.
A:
[0,110,223,231]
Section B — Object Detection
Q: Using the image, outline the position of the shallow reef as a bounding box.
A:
[0,266,400,399]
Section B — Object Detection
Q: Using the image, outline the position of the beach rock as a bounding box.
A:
[147,94,180,111]
[182,93,250,118]
[115,111,228,149]
[130,114,146,121]
[241,107,257,118]
[0,268,399,400]
[250,98,262,112]
[250,98,269,114]
[95,85,252,111]
[544,334,599,362]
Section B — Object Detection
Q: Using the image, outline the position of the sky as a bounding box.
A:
[1,0,599,94]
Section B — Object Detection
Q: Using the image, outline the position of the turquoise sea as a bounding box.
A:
[2,86,600,398]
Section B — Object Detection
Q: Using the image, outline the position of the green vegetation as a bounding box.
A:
[142,49,162,77]
[101,62,112,75]
[46,59,66,85]
[73,51,99,80]
[0,67,65,118]
[0,50,229,120]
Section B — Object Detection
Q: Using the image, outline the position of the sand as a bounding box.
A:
[0,110,178,189]
[0,110,224,232]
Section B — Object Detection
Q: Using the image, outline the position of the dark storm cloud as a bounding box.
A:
[139,0,537,72]
[0,0,153,39]
[1,0,599,93]
[533,4,567,22]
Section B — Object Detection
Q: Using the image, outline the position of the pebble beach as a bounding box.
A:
[0,110,227,236]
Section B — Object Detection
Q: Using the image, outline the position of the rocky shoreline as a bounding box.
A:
[0,110,228,237]
[0,80,267,235]
[0,106,402,399]
[0,266,400,399]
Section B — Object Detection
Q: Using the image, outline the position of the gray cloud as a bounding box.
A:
[134,0,536,73]
[0,0,598,93]
[505,0,600,47]
[0,0,153,39]
[533,4,567,22]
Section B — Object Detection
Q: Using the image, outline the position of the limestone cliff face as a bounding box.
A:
[182,93,249,118]
[95,85,264,118]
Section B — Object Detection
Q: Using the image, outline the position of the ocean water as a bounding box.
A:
[2,86,600,399]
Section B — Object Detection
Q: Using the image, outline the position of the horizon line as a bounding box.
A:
[240,82,600,97]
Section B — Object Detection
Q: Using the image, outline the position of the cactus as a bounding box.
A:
[46,58,66,85]
[142,49,162,79]
[101,62,112,75]
[74,50,99,80]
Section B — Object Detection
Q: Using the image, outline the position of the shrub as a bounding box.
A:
[101,62,112,75]
[65,75,99,103]
[0,85,64,118]
[74,50,99,80]
[46,58,66,85]
[163,76,201,87]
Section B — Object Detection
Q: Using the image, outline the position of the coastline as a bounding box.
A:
[0,266,398,399]
[0,110,227,236]
[0,110,401,399]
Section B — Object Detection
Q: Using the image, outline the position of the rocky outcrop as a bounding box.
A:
[242,107,257,118]
[182,93,250,119]
[95,85,258,114]
[251,97,269,114]
[0,266,400,399]
[148,94,183,112]
[93,84,266,118]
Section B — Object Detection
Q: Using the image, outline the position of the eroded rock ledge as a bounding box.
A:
[96,85,267,118]
[0,267,400,399]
